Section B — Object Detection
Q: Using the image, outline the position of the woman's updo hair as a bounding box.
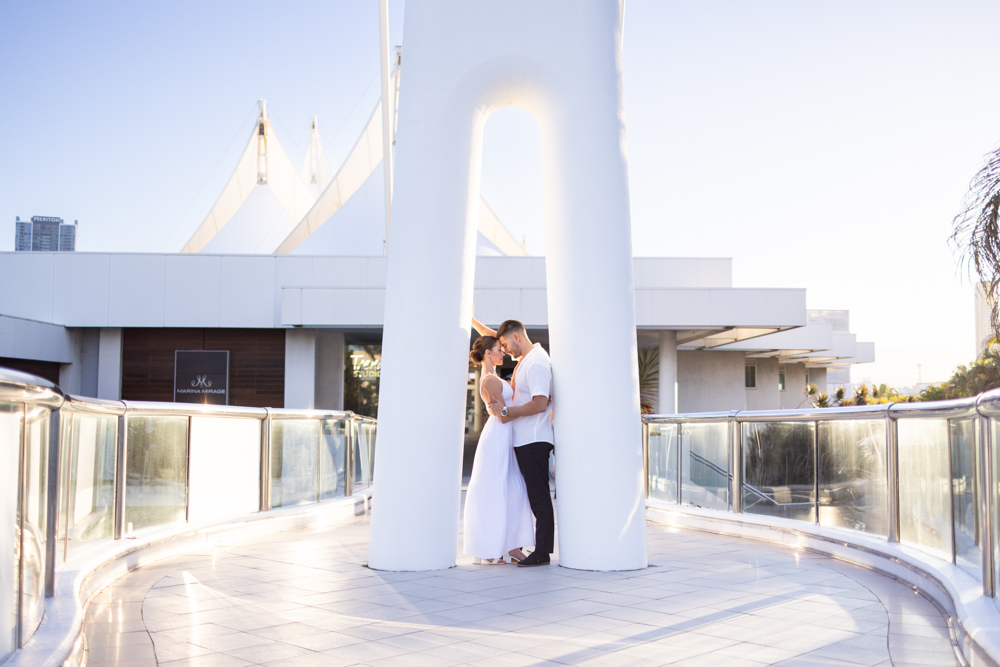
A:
[470,335,499,364]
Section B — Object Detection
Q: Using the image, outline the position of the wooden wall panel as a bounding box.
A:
[204,329,285,408]
[122,329,285,408]
[0,357,61,385]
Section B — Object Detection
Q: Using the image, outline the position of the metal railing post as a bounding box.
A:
[886,412,900,543]
[813,421,819,525]
[184,416,193,523]
[731,417,742,513]
[642,420,649,499]
[344,417,354,497]
[979,413,995,597]
[260,410,271,512]
[113,414,127,540]
[62,411,75,564]
[676,423,683,506]
[44,407,60,597]
[316,418,323,504]
[947,421,957,564]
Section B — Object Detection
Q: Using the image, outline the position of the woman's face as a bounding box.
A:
[486,342,504,366]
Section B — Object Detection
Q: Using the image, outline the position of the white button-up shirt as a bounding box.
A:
[511,343,554,448]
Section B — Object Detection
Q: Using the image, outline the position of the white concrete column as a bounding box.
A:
[96,328,122,400]
[369,0,645,571]
[315,330,345,410]
[284,329,317,409]
[658,331,677,414]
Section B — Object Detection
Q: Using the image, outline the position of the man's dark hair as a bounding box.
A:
[496,319,526,339]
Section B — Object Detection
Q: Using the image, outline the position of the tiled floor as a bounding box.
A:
[82,511,961,667]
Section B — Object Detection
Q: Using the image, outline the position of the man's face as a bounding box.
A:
[499,333,521,359]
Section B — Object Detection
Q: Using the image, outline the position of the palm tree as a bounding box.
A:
[952,144,1000,344]
[637,348,659,414]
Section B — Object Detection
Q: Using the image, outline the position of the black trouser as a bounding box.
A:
[514,441,555,554]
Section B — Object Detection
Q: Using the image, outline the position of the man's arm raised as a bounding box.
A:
[489,394,548,420]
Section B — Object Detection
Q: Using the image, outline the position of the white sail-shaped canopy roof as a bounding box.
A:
[185,96,530,257]
[276,102,385,254]
[182,101,316,253]
[276,102,530,256]
[300,116,333,199]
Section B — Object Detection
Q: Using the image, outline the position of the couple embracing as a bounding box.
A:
[464,315,554,568]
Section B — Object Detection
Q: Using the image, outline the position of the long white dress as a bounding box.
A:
[463,375,535,559]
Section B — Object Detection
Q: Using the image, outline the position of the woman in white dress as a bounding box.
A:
[464,335,534,564]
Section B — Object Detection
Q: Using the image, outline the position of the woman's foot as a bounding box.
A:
[506,548,527,563]
[474,556,506,565]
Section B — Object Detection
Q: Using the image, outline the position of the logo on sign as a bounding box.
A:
[191,375,212,388]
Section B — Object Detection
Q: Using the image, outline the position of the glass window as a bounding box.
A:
[345,345,381,418]
[647,423,678,504]
[778,368,786,392]
[817,420,887,536]
[681,422,729,510]
[745,364,756,389]
[124,416,188,531]
[742,422,815,522]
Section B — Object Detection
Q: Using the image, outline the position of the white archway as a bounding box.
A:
[369,0,646,572]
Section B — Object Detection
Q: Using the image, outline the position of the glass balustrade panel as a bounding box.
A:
[951,418,981,580]
[270,420,319,507]
[992,418,1000,614]
[319,419,347,500]
[124,416,188,531]
[647,423,678,504]
[366,423,377,483]
[742,422,816,522]
[817,420,887,536]
[681,422,729,510]
[0,403,22,659]
[62,414,117,556]
[897,419,952,560]
[19,406,49,644]
[353,422,372,490]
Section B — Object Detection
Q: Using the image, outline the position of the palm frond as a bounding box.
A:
[637,347,659,411]
[952,144,1000,345]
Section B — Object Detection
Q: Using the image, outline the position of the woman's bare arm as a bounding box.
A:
[482,375,514,423]
[471,305,497,337]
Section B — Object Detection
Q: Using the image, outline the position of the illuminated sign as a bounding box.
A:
[174,351,229,405]
[351,353,381,379]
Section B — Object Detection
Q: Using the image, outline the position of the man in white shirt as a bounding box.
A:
[488,319,554,567]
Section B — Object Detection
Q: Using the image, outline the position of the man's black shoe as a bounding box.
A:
[516,552,550,567]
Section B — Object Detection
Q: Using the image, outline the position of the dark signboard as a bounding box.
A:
[174,351,229,405]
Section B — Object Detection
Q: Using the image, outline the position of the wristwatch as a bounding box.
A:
[501,406,509,417]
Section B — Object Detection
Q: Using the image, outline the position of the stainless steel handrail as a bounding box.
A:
[121,400,268,419]
[0,367,63,408]
[645,411,736,424]
[643,396,986,424]
[63,394,125,416]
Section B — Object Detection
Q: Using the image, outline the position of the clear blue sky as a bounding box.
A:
[2,1,999,388]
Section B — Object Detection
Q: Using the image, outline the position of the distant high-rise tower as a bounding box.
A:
[14,216,78,252]
[59,220,77,251]
[14,217,31,251]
